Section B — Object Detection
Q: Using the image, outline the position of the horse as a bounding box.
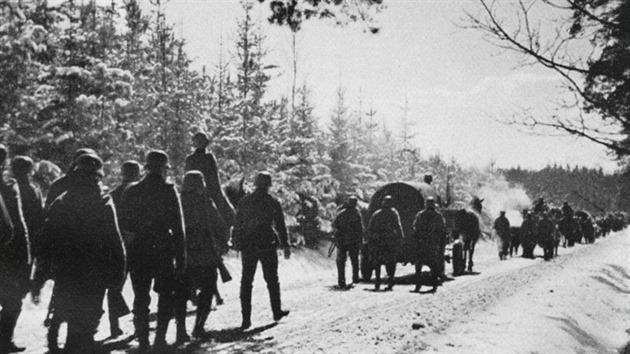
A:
[223,177,248,210]
[443,197,483,275]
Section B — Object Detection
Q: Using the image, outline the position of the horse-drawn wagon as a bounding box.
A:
[360,182,479,280]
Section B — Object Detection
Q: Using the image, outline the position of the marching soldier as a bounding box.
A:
[366,195,403,291]
[185,131,235,227]
[331,196,363,288]
[118,150,186,352]
[538,212,556,260]
[232,172,290,330]
[520,211,537,259]
[0,146,31,354]
[493,211,511,260]
[176,171,227,339]
[45,148,97,208]
[105,160,141,338]
[38,153,126,353]
[11,157,44,257]
[412,197,446,293]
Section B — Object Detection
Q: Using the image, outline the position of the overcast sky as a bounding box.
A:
[160,0,619,173]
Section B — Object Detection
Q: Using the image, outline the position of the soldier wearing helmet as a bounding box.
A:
[232,171,291,330]
[38,153,126,353]
[412,197,447,293]
[45,148,97,208]
[366,195,404,291]
[185,131,235,226]
[331,195,364,288]
[118,150,186,352]
[0,145,31,353]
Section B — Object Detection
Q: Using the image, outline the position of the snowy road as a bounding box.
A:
[14,230,630,353]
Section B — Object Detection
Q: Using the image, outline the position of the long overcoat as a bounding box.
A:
[118,173,186,275]
[412,208,447,265]
[185,149,235,226]
[332,206,363,249]
[367,207,403,265]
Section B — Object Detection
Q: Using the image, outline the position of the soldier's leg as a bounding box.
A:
[413,263,423,292]
[374,264,381,291]
[261,250,289,321]
[336,246,348,287]
[385,262,396,290]
[240,251,258,329]
[0,274,29,353]
[130,270,152,350]
[193,267,217,337]
[107,287,128,337]
[174,275,190,343]
[349,247,360,284]
[154,272,177,348]
[65,286,105,354]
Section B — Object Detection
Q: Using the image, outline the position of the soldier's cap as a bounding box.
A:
[382,195,394,207]
[182,171,206,192]
[121,160,141,180]
[73,148,97,162]
[425,197,436,207]
[145,150,171,169]
[254,171,272,189]
[192,131,210,143]
[500,210,506,214]
[11,156,34,176]
[75,153,104,176]
[347,196,358,207]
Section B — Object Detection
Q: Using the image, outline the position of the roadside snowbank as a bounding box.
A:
[425,230,630,354]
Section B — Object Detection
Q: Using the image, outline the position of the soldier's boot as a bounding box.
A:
[269,283,290,322]
[240,284,252,330]
[153,315,171,352]
[109,312,123,338]
[134,314,150,353]
[192,305,210,338]
[336,260,346,288]
[374,267,381,291]
[174,301,190,343]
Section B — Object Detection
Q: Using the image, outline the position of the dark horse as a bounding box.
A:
[443,197,483,274]
[223,177,248,209]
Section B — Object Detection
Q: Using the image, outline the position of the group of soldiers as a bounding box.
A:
[493,198,610,262]
[0,131,291,354]
[332,191,448,294]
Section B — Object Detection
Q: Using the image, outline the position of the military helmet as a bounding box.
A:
[75,153,104,177]
[425,196,436,209]
[73,148,97,163]
[254,171,272,189]
[121,160,141,181]
[182,171,206,192]
[145,150,170,169]
[382,195,394,207]
[424,173,433,184]
[0,144,7,162]
[192,131,210,144]
[11,156,34,176]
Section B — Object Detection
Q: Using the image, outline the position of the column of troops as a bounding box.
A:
[0,132,290,354]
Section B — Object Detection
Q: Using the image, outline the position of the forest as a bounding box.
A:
[1,0,627,245]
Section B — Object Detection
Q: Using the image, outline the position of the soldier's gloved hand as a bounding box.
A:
[283,246,291,260]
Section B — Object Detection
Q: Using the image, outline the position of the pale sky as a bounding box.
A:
[159,0,619,173]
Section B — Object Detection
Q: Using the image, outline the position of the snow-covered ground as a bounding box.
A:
[12,229,630,353]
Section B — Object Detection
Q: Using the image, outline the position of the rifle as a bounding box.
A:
[327,239,337,258]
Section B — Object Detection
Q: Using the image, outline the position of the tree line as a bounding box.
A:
[1,0,625,245]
